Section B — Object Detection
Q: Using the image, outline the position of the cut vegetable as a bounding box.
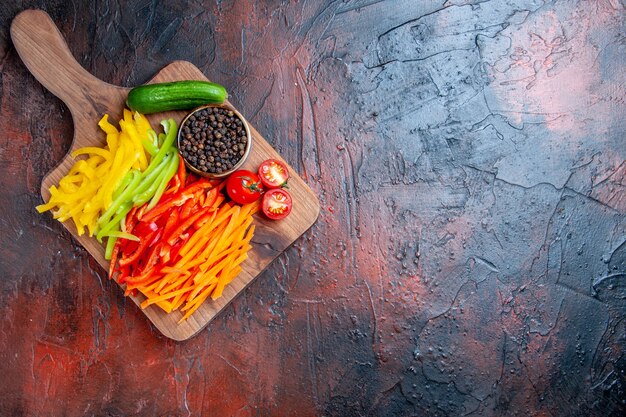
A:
[109,164,258,321]
[37,112,180,259]
[261,188,292,220]
[126,81,228,114]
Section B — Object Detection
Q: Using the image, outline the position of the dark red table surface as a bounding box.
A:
[1,1,625,416]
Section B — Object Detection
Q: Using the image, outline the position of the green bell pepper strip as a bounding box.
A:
[112,171,134,201]
[147,150,180,210]
[96,202,133,242]
[140,119,177,179]
[133,152,174,206]
[144,130,160,156]
[97,170,142,226]
[105,236,117,260]
[100,230,139,241]
[134,150,178,207]
[130,152,172,199]
[142,138,159,157]
[103,230,138,260]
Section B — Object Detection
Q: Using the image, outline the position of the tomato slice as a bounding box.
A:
[258,159,289,189]
[262,189,292,220]
[226,170,264,205]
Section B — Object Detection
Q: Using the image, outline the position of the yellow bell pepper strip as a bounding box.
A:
[119,119,148,171]
[71,147,111,160]
[133,112,152,136]
[37,112,157,237]
[98,114,118,135]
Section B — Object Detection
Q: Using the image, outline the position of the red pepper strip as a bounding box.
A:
[162,180,175,196]
[139,242,162,276]
[160,243,172,263]
[162,209,179,239]
[186,172,196,187]
[166,209,205,246]
[136,205,147,222]
[119,229,158,266]
[108,239,122,278]
[140,193,192,223]
[194,208,217,230]
[169,240,185,262]
[163,154,187,195]
[118,265,130,284]
[141,179,213,223]
[181,178,213,194]
[177,154,186,185]
[164,158,184,196]
[126,206,138,232]
[180,198,196,220]
[164,176,179,196]
[125,266,159,285]
[202,188,219,209]
[166,155,185,195]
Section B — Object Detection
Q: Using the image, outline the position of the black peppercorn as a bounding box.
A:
[179,106,249,175]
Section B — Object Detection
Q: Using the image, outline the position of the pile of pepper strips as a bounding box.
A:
[37,111,257,321]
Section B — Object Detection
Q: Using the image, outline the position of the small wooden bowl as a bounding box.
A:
[177,104,252,178]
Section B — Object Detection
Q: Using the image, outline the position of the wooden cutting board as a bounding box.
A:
[11,9,320,340]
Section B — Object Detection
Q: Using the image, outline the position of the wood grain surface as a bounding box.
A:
[10,9,319,340]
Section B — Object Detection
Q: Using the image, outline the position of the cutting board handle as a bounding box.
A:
[10,9,122,115]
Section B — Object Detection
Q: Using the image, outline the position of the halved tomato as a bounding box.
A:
[258,159,289,189]
[262,189,292,220]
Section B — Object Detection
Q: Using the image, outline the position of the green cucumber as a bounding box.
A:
[126,81,228,114]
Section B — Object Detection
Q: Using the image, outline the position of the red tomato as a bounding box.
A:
[258,159,289,189]
[226,170,264,204]
[262,189,292,220]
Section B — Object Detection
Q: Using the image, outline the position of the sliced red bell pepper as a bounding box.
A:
[119,229,158,266]
[138,242,162,275]
[140,193,192,223]
[118,265,130,284]
[164,157,185,196]
[165,210,206,246]
[125,266,156,285]
[180,198,196,220]
[125,206,138,231]
[162,209,180,239]
[140,179,214,223]
[202,187,218,208]
[108,239,122,278]
[160,243,172,263]
[169,240,185,262]
[176,154,186,186]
